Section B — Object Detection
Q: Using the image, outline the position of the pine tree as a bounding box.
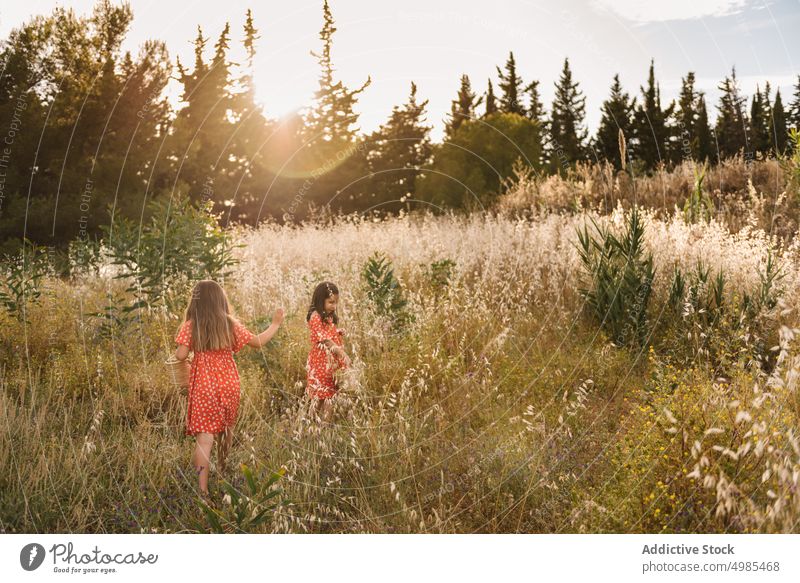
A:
[548,58,588,172]
[496,51,525,115]
[444,74,482,139]
[525,79,545,123]
[170,23,238,206]
[484,79,497,117]
[785,75,800,156]
[715,67,748,159]
[229,9,271,222]
[594,74,635,170]
[789,75,800,131]
[524,79,547,167]
[673,72,698,163]
[695,94,715,163]
[632,59,675,171]
[298,0,372,212]
[770,88,788,155]
[368,82,433,211]
[748,84,770,157]
[302,0,370,151]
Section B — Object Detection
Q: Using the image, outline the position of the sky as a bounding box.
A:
[0,0,797,142]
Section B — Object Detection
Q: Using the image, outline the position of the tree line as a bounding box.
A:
[0,0,798,247]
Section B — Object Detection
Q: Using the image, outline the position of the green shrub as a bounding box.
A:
[196,464,285,533]
[426,258,456,290]
[782,127,800,202]
[100,195,241,310]
[576,205,655,347]
[682,163,714,224]
[0,239,50,321]
[663,251,785,374]
[67,235,103,278]
[362,252,413,329]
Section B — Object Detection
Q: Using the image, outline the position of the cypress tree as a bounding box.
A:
[695,94,715,163]
[770,88,788,155]
[299,0,372,212]
[171,24,238,204]
[229,9,271,222]
[548,57,588,172]
[525,79,545,123]
[444,74,482,140]
[594,74,635,169]
[368,82,432,211]
[303,0,370,150]
[524,79,547,167]
[748,84,770,157]
[674,72,698,163]
[484,79,498,117]
[715,67,748,159]
[632,59,674,170]
[496,51,525,115]
[786,75,800,149]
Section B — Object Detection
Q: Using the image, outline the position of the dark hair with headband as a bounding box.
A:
[306,281,339,325]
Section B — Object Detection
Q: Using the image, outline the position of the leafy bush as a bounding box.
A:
[415,113,544,209]
[362,252,413,329]
[426,258,456,291]
[782,127,800,202]
[101,195,241,310]
[682,163,714,224]
[0,239,50,321]
[67,235,103,278]
[576,205,655,347]
[663,251,785,374]
[196,464,285,533]
[90,290,143,341]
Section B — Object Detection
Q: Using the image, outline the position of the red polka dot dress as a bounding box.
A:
[175,319,254,436]
[306,311,347,400]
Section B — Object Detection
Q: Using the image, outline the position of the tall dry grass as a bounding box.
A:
[1,159,799,533]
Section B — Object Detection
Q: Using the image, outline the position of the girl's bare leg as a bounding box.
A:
[217,427,234,475]
[319,398,334,424]
[193,433,214,494]
[307,397,322,422]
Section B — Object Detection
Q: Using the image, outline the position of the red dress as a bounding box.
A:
[175,318,254,436]
[306,311,346,399]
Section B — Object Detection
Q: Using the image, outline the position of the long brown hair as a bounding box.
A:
[306,281,339,325]
[181,280,239,351]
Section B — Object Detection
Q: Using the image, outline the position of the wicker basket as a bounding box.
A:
[164,355,191,389]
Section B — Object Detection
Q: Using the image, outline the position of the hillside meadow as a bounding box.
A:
[2,162,800,533]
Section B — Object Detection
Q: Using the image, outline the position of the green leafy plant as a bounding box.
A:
[0,239,50,321]
[89,291,143,340]
[745,247,786,315]
[782,127,800,201]
[101,195,241,311]
[669,262,725,322]
[682,163,714,224]
[197,464,285,533]
[67,235,103,277]
[426,258,456,291]
[362,252,413,329]
[664,250,786,375]
[575,205,655,347]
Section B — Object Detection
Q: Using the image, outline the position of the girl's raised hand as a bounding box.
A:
[272,308,285,326]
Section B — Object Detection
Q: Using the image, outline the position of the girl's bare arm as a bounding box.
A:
[319,339,349,364]
[175,344,190,361]
[247,308,285,348]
